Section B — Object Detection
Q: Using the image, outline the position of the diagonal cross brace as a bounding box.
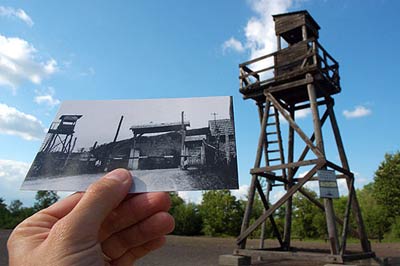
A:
[237,160,326,245]
[265,92,324,158]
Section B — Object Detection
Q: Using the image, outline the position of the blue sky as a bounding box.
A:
[0,0,399,206]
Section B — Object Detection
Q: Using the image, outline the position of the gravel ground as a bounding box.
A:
[1,230,399,266]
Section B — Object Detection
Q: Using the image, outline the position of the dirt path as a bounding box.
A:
[1,230,399,266]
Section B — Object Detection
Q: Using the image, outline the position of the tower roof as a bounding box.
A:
[273,10,320,44]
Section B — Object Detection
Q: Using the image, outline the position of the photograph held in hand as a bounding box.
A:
[21,96,239,193]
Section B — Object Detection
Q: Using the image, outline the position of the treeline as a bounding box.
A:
[1,152,399,242]
[0,191,59,229]
[170,151,400,241]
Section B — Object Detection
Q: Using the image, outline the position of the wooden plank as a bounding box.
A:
[239,51,276,67]
[239,65,274,79]
[307,79,339,255]
[235,249,343,263]
[294,100,328,111]
[327,101,371,252]
[291,108,329,177]
[237,161,325,245]
[266,93,323,158]
[284,105,295,249]
[258,173,288,184]
[340,176,354,255]
[325,160,354,178]
[255,179,284,247]
[251,159,320,174]
[239,101,269,249]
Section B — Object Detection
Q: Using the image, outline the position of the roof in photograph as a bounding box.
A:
[130,121,190,134]
[208,119,234,136]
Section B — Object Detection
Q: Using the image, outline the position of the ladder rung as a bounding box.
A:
[266,132,277,135]
[266,123,276,126]
[268,158,281,162]
[268,113,276,117]
[267,149,280,153]
[267,140,279,144]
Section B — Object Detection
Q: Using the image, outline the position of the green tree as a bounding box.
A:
[0,198,11,228]
[373,151,400,217]
[172,202,202,235]
[199,190,243,236]
[6,199,35,228]
[8,199,23,215]
[168,193,202,235]
[358,183,390,241]
[34,191,59,211]
[169,192,185,214]
[291,189,325,239]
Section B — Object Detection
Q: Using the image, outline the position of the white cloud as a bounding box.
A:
[223,0,301,72]
[34,87,61,107]
[231,184,249,200]
[0,159,37,206]
[178,191,203,204]
[0,34,58,92]
[0,103,46,140]
[222,37,245,53]
[342,105,371,119]
[295,108,311,119]
[0,6,34,27]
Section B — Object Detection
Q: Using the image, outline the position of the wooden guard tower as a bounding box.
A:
[235,11,374,264]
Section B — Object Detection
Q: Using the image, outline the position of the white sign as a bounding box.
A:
[317,170,339,199]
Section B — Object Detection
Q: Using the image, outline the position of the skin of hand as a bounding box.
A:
[7,169,175,266]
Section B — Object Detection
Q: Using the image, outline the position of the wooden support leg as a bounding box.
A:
[239,101,269,249]
[307,79,339,255]
[283,106,295,250]
[326,100,371,252]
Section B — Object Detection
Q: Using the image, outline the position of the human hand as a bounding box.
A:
[7,169,175,266]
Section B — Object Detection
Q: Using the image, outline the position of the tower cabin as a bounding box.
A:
[41,115,82,153]
[239,10,340,104]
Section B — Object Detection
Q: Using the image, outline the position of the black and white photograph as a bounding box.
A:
[21,96,238,192]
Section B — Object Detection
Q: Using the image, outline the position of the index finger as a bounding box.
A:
[100,192,171,241]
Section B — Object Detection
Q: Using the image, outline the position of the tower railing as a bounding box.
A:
[239,38,340,95]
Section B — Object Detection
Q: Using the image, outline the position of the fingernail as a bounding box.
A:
[105,169,131,184]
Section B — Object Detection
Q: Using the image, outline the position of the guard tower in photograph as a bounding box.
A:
[235,10,374,264]
[40,114,82,154]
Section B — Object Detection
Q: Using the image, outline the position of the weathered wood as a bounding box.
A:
[325,161,354,178]
[283,105,295,249]
[291,108,329,177]
[258,101,271,250]
[237,10,371,259]
[239,50,276,67]
[251,159,320,174]
[340,176,354,255]
[237,161,325,245]
[258,173,288,184]
[240,65,274,79]
[294,100,328,111]
[239,101,269,249]
[235,249,343,264]
[277,35,282,50]
[266,76,311,93]
[255,179,283,247]
[307,78,339,255]
[266,92,323,158]
[259,179,271,249]
[327,101,371,252]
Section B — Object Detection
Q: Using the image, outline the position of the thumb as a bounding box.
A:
[66,168,132,235]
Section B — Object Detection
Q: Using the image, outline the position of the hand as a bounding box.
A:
[7,169,175,266]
